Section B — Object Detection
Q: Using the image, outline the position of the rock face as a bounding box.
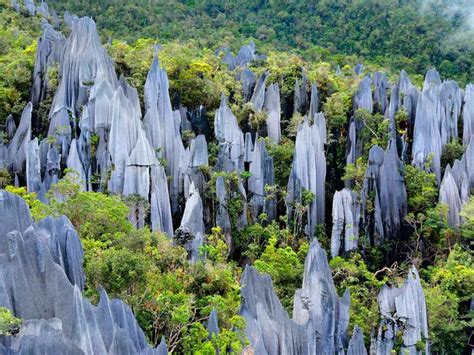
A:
[412,69,462,182]
[214,95,245,172]
[347,326,367,355]
[287,118,326,237]
[463,84,474,145]
[250,71,268,112]
[221,41,265,70]
[48,17,117,145]
[439,167,462,227]
[240,239,351,354]
[248,138,276,222]
[361,140,407,245]
[0,191,167,354]
[354,76,373,113]
[376,267,429,354]
[373,72,389,114]
[264,83,281,143]
[330,188,360,258]
[30,23,65,112]
[175,183,205,263]
[7,103,32,175]
[294,71,309,114]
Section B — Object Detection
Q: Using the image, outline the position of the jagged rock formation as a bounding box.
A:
[412,69,463,181]
[463,84,474,145]
[330,188,360,258]
[294,70,309,114]
[373,72,389,114]
[240,239,351,354]
[354,75,373,113]
[250,71,268,112]
[376,267,429,354]
[361,140,407,245]
[207,309,219,339]
[214,95,245,172]
[264,83,281,142]
[175,183,205,263]
[48,17,117,163]
[30,23,65,112]
[24,0,35,16]
[7,103,32,175]
[439,167,462,227]
[347,326,367,355]
[287,118,326,237]
[387,70,419,155]
[248,138,276,222]
[220,41,265,70]
[0,190,167,354]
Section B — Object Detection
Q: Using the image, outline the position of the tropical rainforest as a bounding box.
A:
[0,0,472,354]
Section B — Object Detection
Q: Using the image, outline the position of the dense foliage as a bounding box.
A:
[48,0,474,84]
[1,0,473,353]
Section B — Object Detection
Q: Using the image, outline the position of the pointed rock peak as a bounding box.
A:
[368,144,384,166]
[127,128,157,167]
[207,309,219,338]
[423,68,441,90]
[347,326,367,355]
[156,336,168,355]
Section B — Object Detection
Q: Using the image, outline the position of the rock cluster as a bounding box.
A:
[0,190,168,354]
[240,238,352,354]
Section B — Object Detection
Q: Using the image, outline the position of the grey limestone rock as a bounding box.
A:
[23,0,35,16]
[330,188,360,258]
[214,95,245,172]
[7,103,32,175]
[361,140,407,245]
[373,72,390,114]
[287,118,326,237]
[463,84,474,145]
[264,83,281,143]
[221,41,264,70]
[412,86,443,182]
[26,138,41,194]
[107,87,141,195]
[35,1,50,17]
[0,191,168,354]
[67,138,87,191]
[439,80,462,145]
[308,83,319,121]
[294,70,309,114]
[250,71,268,112]
[175,183,205,263]
[63,11,78,28]
[377,139,407,239]
[31,23,65,111]
[36,215,85,290]
[354,75,373,113]
[248,138,276,222]
[150,165,173,237]
[239,67,257,102]
[241,238,351,354]
[376,267,429,354]
[423,68,441,90]
[387,70,419,142]
[347,326,367,355]
[207,309,219,339]
[49,17,117,128]
[439,167,462,227]
[215,175,232,245]
[5,114,17,140]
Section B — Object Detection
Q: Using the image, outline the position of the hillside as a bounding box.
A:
[0,0,473,354]
[47,0,474,84]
